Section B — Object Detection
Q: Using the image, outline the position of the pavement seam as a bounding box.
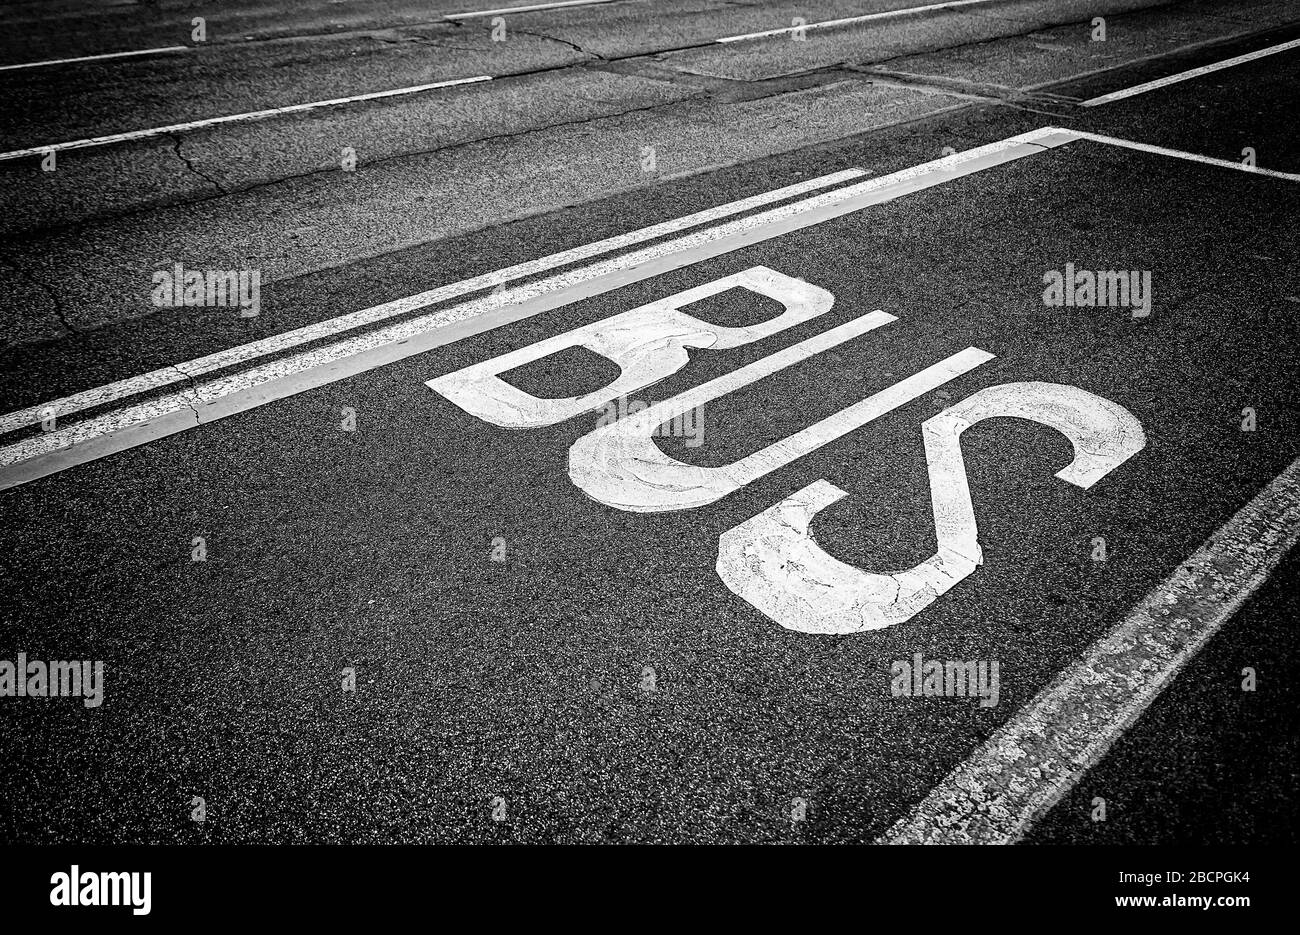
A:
[847,68,1077,118]
[5,7,1283,239]
[964,0,1180,30]
[4,8,1294,351]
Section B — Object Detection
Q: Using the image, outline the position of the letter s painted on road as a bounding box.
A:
[715,383,1146,634]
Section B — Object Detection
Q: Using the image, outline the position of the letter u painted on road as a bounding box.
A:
[567,314,993,511]
[426,266,832,428]
[714,383,1146,634]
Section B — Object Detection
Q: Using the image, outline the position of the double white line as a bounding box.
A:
[0,130,1063,493]
[0,169,867,442]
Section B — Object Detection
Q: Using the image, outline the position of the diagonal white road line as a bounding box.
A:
[1066,128,1300,181]
[0,75,492,162]
[444,0,621,18]
[0,130,1061,492]
[0,169,868,437]
[0,46,190,72]
[880,456,1300,844]
[717,0,1008,43]
[1082,37,1300,106]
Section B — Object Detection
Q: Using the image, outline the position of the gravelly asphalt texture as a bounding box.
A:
[0,0,1297,845]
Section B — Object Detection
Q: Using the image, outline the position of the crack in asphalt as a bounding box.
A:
[510,27,609,61]
[0,253,78,336]
[0,86,714,250]
[169,133,228,195]
[167,364,203,421]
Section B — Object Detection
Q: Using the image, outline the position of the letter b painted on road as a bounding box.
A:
[426,267,832,429]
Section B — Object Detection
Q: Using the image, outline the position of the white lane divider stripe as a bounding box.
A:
[0,46,190,72]
[0,170,868,436]
[0,75,492,162]
[0,130,1063,492]
[444,0,621,18]
[879,455,1300,844]
[717,0,1006,43]
[1066,128,1300,181]
[1082,37,1300,106]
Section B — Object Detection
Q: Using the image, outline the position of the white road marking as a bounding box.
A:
[1065,128,1300,181]
[0,169,866,438]
[0,46,190,72]
[3,127,1290,491]
[717,0,1006,43]
[428,266,833,428]
[717,383,1144,634]
[1082,37,1300,106]
[0,131,1054,491]
[568,329,993,513]
[879,455,1300,844]
[444,0,620,18]
[0,75,493,162]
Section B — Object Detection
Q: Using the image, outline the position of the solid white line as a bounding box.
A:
[444,0,619,18]
[1067,128,1300,181]
[717,0,1004,43]
[0,75,492,162]
[0,46,190,72]
[1082,37,1300,106]
[879,456,1300,844]
[0,131,1063,491]
[0,170,868,437]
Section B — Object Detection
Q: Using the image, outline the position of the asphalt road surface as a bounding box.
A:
[0,0,1297,848]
